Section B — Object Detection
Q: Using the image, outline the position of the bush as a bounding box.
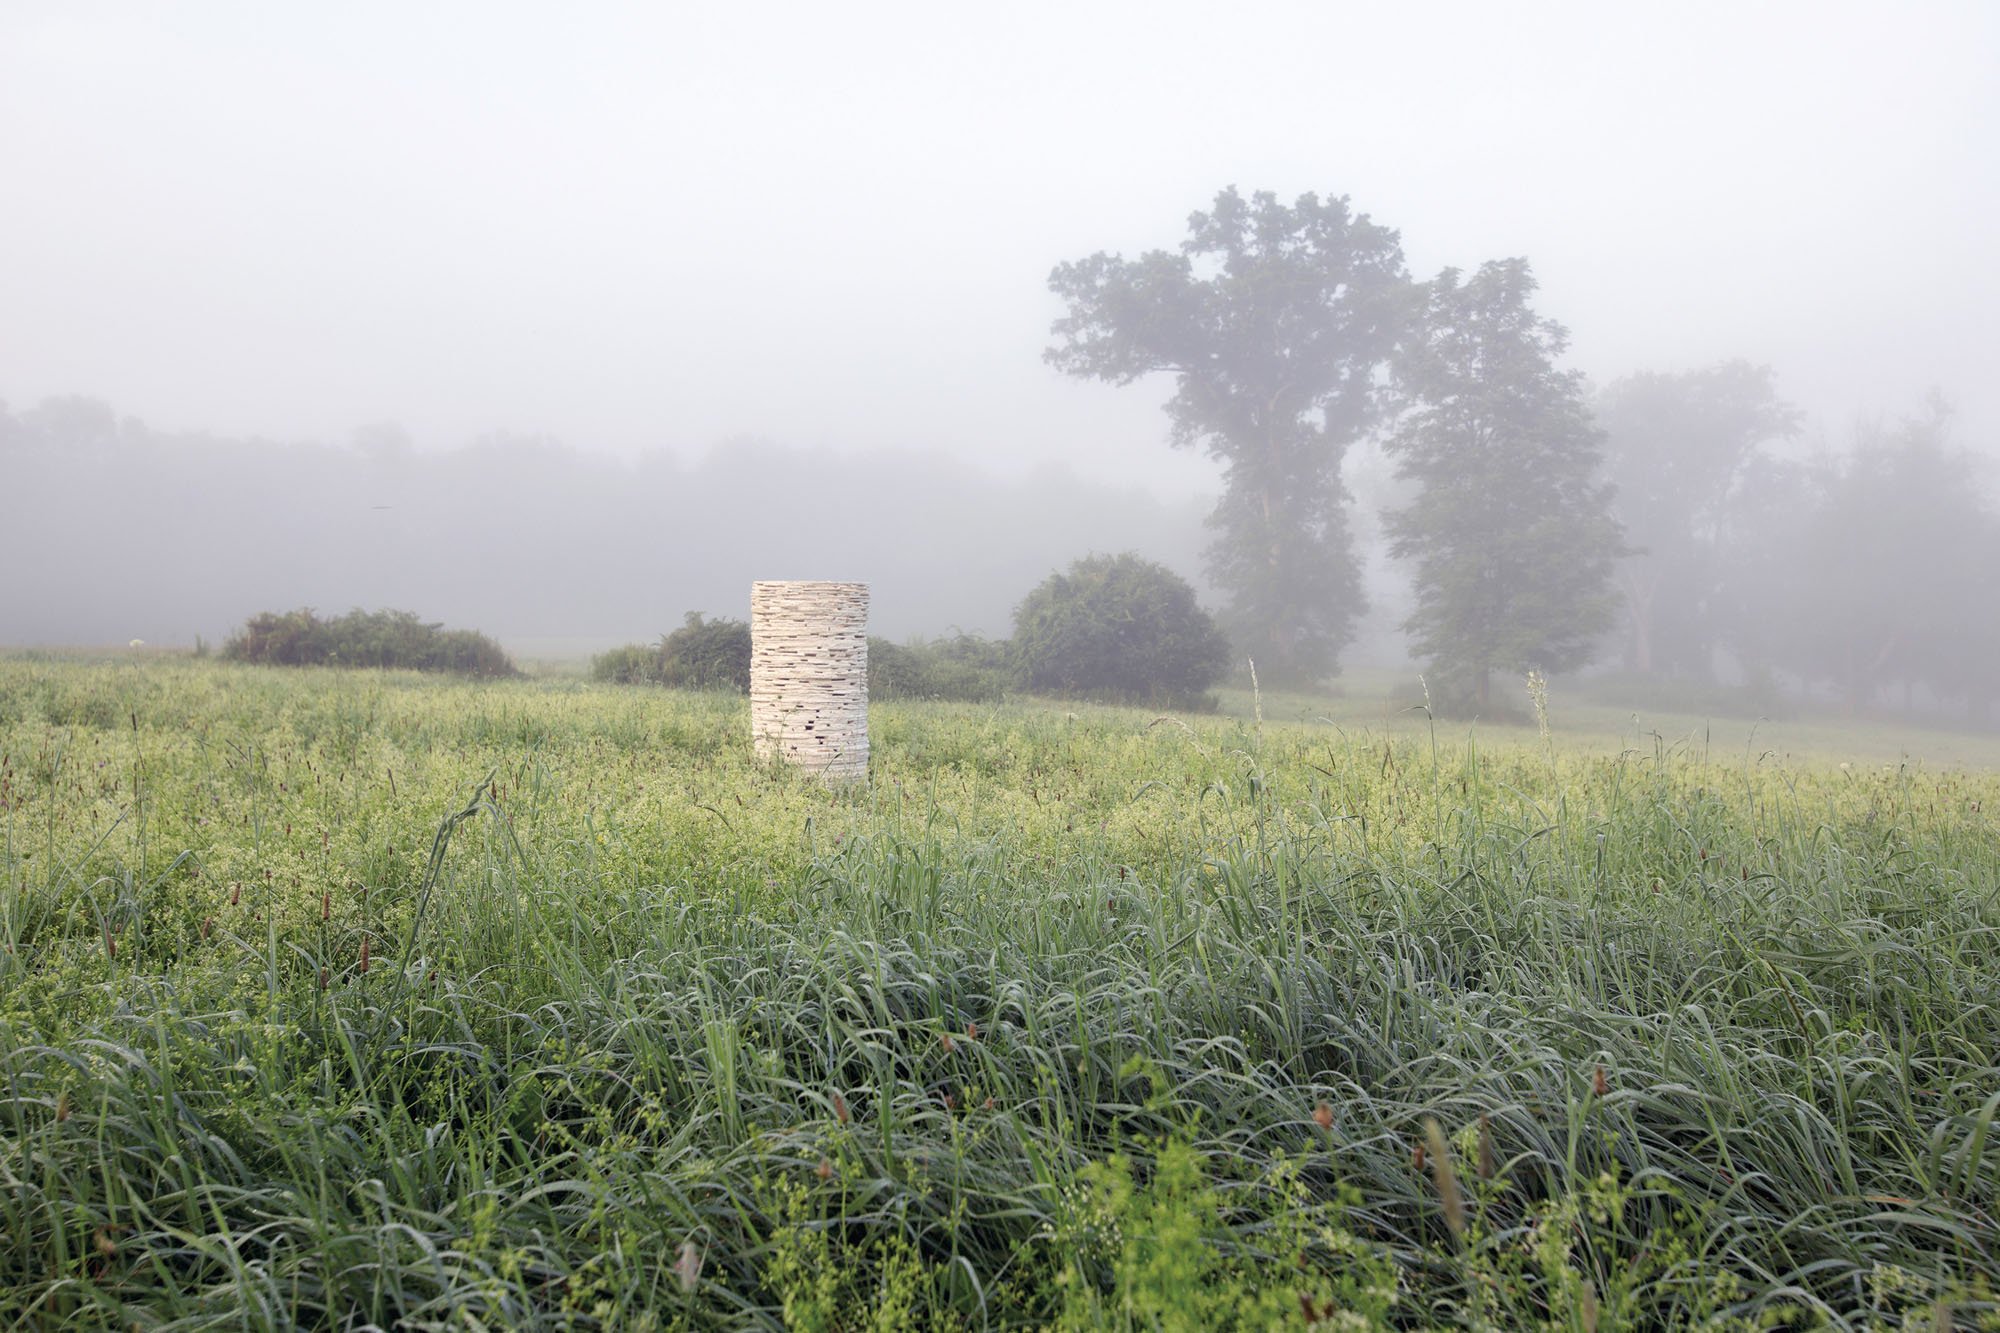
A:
[223,608,517,677]
[659,613,750,690]
[869,634,1014,703]
[1012,553,1230,708]
[590,643,660,685]
[592,613,751,691]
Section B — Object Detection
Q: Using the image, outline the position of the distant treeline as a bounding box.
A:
[224,607,517,677]
[0,397,1208,651]
[1592,382,1998,721]
[1048,187,2000,723]
[5,389,1995,723]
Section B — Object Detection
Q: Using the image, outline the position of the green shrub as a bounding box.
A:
[593,613,751,691]
[1012,553,1230,709]
[589,642,662,685]
[869,633,1014,702]
[658,613,750,690]
[222,608,517,677]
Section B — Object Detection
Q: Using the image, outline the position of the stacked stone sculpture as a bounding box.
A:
[749,581,869,781]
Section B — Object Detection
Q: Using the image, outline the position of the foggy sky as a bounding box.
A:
[2,1,1996,498]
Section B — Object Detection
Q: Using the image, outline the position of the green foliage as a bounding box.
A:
[757,1172,941,1331]
[1012,553,1230,707]
[588,642,660,685]
[2,655,1997,1327]
[1047,187,1410,685]
[1048,1136,1397,1331]
[591,612,750,691]
[659,612,751,690]
[1385,260,1627,713]
[222,607,517,676]
[868,633,1014,702]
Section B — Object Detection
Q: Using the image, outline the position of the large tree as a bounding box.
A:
[1045,187,1410,684]
[1383,260,1625,711]
[1597,362,1797,678]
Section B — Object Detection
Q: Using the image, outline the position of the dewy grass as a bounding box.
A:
[0,654,1996,1328]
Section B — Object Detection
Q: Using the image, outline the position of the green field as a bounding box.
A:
[2,655,1996,1329]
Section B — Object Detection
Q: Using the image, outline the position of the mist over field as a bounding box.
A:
[2,1,1996,720]
[0,402,1209,651]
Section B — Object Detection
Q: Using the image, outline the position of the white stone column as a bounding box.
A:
[749,581,869,780]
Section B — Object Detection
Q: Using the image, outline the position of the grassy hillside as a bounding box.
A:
[2,656,1996,1328]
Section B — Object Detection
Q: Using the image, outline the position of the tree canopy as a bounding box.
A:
[1012,553,1230,708]
[1045,187,1410,685]
[1384,260,1625,711]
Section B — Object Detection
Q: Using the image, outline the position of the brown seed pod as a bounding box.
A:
[1423,1118,1464,1238]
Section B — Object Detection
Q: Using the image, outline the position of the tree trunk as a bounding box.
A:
[1260,480,1287,675]
[1617,565,1655,675]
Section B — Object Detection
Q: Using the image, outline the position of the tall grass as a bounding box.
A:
[1,656,1995,1328]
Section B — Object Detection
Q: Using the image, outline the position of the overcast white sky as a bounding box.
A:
[2,1,1994,498]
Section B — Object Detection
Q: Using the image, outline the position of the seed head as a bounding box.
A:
[1422,1118,1464,1239]
[832,1092,849,1125]
[675,1240,702,1292]
[1593,1064,1610,1097]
